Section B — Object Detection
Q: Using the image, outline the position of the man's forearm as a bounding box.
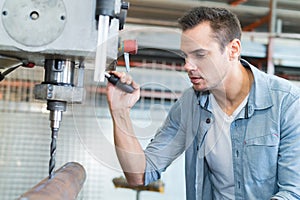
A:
[112,108,146,186]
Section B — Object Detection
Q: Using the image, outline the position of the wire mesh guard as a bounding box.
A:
[0,57,188,200]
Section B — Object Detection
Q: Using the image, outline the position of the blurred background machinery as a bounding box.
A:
[113,176,165,200]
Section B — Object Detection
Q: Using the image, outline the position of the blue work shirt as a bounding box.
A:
[144,60,300,200]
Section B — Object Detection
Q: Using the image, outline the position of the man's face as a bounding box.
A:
[180,22,230,92]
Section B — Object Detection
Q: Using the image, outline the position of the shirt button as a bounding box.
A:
[206,118,211,124]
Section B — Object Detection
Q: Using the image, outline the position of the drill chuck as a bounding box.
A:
[47,101,67,130]
[49,110,63,129]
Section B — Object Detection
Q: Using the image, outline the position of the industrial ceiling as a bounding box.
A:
[126,0,300,34]
[122,0,300,80]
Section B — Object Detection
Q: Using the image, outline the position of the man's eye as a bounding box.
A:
[194,53,205,59]
[195,53,205,57]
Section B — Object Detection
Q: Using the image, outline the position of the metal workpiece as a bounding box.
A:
[18,162,86,200]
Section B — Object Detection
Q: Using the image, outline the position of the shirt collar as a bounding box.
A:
[241,59,273,110]
[196,59,273,112]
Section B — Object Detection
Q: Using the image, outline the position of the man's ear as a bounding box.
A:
[228,39,241,61]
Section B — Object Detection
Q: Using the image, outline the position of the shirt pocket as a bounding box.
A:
[244,133,279,181]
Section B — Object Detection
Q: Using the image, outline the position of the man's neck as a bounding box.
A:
[211,64,253,116]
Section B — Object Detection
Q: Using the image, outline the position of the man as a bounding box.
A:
[106,7,300,200]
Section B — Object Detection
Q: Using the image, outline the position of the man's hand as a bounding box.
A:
[106,71,140,112]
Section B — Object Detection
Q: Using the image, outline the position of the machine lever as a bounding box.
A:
[0,57,35,82]
[105,72,134,93]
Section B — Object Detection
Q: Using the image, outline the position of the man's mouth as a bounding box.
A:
[189,76,203,84]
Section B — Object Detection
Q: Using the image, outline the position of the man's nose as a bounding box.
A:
[183,59,197,72]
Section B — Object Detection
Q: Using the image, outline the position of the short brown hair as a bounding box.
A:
[178,7,242,52]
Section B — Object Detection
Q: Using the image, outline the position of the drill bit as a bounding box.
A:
[49,128,58,179]
[47,102,65,179]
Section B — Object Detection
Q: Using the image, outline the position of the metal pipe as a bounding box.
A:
[136,190,140,200]
[269,0,277,34]
[18,162,86,200]
[267,0,277,75]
